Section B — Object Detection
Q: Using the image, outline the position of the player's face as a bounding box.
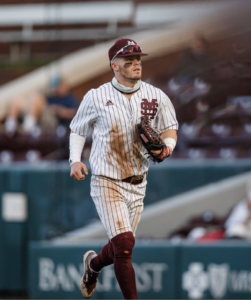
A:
[117,55,142,81]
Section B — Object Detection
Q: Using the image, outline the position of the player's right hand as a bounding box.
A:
[70,162,88,181]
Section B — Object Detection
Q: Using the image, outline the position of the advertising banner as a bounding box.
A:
[29,242,177,299]
[180,243,251,299]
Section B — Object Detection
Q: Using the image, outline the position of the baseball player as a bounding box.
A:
[69,38,178,299]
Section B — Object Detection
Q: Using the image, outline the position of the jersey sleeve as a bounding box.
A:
[69,90,97,136]
[155,91,179,133]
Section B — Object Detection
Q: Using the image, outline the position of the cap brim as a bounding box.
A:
[116,52,148,58]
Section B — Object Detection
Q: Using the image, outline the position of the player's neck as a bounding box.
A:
[117,77,136,88]
[112,77,141,95]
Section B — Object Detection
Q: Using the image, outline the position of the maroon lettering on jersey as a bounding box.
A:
[141,99,158,119]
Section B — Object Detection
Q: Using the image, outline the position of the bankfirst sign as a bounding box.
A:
[29,242,177,299]
[29,241,251,299]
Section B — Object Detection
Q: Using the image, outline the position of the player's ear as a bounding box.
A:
[111,61,119,72]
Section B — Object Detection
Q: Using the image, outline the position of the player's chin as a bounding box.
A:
[130,74,141,80]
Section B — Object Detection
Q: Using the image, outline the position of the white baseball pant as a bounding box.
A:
[91,175,147,240]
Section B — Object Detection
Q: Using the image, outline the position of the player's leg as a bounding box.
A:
[111,231,137,299]
[89,234,137,300]
[91,175,133,240]
[80,241,114,298]
[87,176,140,299]
[81,176,131,299]
[90,240,114,271]
[90,175,132,271]
[109,179,146,300]
[108,179,146,299]
[126,180,146,235]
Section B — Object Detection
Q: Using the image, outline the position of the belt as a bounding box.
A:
[122,173,146,185]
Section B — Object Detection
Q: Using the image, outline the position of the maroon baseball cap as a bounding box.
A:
[108,38,148,61]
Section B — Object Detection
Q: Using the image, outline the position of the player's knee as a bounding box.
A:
[111,232,135,258]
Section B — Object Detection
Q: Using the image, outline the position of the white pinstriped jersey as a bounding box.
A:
[70,80,178,180]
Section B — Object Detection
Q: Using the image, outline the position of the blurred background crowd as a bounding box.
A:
[0,0,251,163]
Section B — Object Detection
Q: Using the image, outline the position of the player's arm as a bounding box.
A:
[151,129,177,156]
[69,90,96,181]
[162,129,177,145]
[69,131,88,181]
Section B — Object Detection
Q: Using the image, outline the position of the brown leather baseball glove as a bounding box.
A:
[136,116,171,163]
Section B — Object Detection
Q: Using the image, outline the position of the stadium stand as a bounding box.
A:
[0,0,251,162]
[0,1,140,87]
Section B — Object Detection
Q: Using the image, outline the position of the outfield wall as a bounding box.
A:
[1,160,251,291]
[29,240,251,299]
